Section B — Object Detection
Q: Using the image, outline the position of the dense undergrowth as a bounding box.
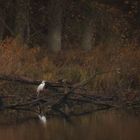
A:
[0,38,139,97]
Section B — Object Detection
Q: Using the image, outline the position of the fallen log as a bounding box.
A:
[0,70,116,90]
[0,74,41,85]
[0,71,139,120]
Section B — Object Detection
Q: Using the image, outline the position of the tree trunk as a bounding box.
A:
[15,0,30,43]
[0,6,5,42]
[47,0,63,52]
[0,20,4,42]
[81,20,94,51]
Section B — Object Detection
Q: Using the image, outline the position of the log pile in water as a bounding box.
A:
[0,73,139,120]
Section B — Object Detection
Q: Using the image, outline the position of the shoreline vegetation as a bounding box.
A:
[0,38,139,122]
[0,38,139,94]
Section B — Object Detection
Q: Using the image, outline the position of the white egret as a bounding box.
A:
[38,114,47,124]
[37,80,46,96]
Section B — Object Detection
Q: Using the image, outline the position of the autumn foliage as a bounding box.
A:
[0,38,139,96]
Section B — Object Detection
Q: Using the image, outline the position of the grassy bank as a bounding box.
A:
[0,38,139,97]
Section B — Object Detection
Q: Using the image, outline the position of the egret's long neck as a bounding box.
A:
[42,82,45,86]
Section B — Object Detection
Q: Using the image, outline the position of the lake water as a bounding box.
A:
[0,110,140,140]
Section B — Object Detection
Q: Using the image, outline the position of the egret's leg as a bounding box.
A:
[37,92,40,97]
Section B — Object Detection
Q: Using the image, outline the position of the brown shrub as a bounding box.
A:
[0,38,139,95]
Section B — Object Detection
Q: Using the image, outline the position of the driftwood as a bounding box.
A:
[0,72,139,120]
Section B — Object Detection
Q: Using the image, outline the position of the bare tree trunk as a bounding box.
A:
[0,7,5,42]
[81,19,94,51]
[15,0,30,43]
[81,15,96,51]
[26,0,30,44]
[0,20,4,42]
[47,0,63,52]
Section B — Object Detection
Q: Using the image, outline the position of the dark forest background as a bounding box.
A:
[0,0,140,50]
[0,0,139,95]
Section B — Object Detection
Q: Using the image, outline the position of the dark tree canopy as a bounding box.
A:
[0,0,139,50]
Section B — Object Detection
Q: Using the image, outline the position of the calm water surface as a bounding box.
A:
[0,110,140,140]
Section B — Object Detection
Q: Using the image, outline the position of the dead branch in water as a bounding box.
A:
[0,70,116,87]
[0,71,139,119]
[0,74,44,85]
